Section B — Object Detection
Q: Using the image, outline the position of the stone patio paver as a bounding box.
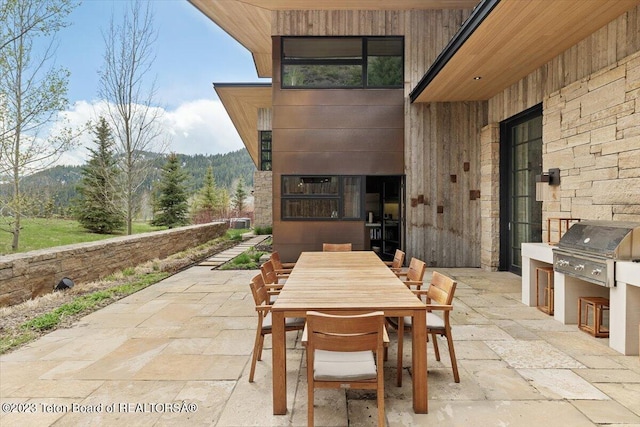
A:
[2,242,640,426]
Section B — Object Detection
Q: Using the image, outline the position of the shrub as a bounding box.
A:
[254,225,272,235]
[219,248,265,270]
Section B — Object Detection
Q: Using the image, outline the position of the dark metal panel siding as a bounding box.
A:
[274,105,403,129]
[275,152,403,175]
[273,221,366,262]
[273,88,404,106]
[271,36,404,262]
[275,128,403,152]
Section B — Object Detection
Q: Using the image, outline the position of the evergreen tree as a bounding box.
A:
[220,188,230,218]
[192,165,223,223]
[231,176,247,215]
[74,117,124,234]
[151,153,190,228]
[198,166,219,211]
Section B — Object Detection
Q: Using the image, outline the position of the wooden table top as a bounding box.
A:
[272,251,425,313]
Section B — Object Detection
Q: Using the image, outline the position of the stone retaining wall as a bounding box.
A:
[0,222,227,307]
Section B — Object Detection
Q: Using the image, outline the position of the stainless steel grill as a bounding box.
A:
[553,220,640,287]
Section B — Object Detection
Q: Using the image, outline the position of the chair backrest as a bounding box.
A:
[249,273,268,306]
[427,271,457,305]
[270,251,285,270]
[260,259,279,284]
[322,243,352,252]
[391,249,405,269]
[306,311,385,353]
[406,257,427,282]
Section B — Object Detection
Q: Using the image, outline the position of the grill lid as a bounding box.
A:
[556,220,640,259]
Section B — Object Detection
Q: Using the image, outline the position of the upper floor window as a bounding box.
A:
[260,131,272,171]
[281,37,403,89]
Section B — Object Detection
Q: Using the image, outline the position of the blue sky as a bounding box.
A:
[53,0,268,164]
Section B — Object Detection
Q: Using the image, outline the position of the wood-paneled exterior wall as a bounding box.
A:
[271,9,488,265]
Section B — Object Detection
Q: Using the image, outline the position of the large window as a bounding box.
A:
[260,131,272,171]
[282,175,362,220]
[281,37,403,89]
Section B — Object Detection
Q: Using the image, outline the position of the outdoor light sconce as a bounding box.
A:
[535,168,560,201]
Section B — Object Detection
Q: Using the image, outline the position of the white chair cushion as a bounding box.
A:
[262,313,305,330]
[401,312,445,331]
[313,349,377,381]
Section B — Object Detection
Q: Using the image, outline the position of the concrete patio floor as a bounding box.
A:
[1,248,640,426]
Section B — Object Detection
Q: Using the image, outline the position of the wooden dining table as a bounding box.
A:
[270,251,428,414]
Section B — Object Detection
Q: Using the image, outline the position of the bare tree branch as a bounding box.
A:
[0,0,80,251]
[98,0,168,235]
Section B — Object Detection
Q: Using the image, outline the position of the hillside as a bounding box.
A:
[5,149,256,216]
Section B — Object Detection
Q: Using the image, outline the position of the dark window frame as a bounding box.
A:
[281,175,364,221]
[281,36,404,90]
[259,130,272,171]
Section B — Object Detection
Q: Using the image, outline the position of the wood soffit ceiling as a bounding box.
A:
[213,84,272,167]
[195,0,640,154]
[188,0,479,77]
[413,0,640,102]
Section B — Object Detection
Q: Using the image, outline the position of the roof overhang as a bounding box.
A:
[188,0,479,77]
[411,0,640,102]
[213,83,272,167]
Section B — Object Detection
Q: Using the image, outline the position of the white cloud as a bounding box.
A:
[55,98,243,166]
[162,99,243,156]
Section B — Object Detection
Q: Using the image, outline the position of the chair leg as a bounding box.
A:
[445,329,460,383]
[308,359,315,427]
[249,330,264,382]
[256,334,265,361]
[396,318,404,387]
[431,332,441,361]
[377,382,385,427]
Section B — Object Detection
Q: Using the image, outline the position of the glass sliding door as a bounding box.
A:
[500,105,543,274]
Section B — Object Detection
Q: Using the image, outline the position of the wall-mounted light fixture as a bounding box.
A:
[535,168,561,201]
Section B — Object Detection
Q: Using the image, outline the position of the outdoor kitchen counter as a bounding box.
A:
[522,242,640,355]
[611,261,640,355]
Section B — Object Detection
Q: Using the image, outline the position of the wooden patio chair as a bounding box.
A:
[260,259,285,286]
[395,257,426,290]
[322,242,352,252]
[303,311,387,427]
[384,249,405,273]
[248,273,304,382]
[390,271,460,386]
[270,251,294,279]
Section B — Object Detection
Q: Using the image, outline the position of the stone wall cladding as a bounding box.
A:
[480,123,501,271]
[543,50,640,231]
[253,170,273,228]
[0,222,227,307]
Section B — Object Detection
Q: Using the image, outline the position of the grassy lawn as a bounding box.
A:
[0,218,166,255]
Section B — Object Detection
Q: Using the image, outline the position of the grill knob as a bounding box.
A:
[592,269,602,276]
[575,264,585,271]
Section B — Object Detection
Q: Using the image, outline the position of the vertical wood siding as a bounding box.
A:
[402,10,485,267]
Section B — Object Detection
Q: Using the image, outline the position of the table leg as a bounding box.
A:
[271,311,287,414]
[411,309,428,413]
